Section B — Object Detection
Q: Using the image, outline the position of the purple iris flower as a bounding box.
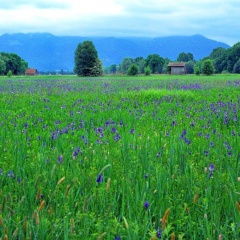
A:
[209,163,214,177]
[96,174,103,183]
[143,201,149,209]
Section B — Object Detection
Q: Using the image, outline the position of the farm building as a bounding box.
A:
[168,62,186,74]
[25,68,39,76]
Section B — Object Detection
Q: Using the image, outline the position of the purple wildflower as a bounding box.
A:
[96,174,103,183]
[209,163,214,178]
[156,228,162,239]
[58,155,64,164]
[111,127,117,133]
[7,170,15,178]
[143,201,149,209]
[130,128,134,134]
[114,134,121,142]
[115,237,121,240]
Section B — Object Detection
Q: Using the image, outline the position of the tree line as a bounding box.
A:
[103,42,240,76]
[0,52,28,76]
[74,41,239,76]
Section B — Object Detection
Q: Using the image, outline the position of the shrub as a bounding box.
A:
[144,66,151,76]
[194,66,200,75]
[127,64,139,76]
[202,59,214,75]
[7,70,12,77]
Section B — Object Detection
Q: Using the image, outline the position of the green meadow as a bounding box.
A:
[0,74,239,239]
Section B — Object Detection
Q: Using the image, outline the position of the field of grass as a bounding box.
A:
[0,74,239,239]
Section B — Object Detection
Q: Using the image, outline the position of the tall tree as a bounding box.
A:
[233,59,240,73]
[0,59,6,75]
[185,61,195,74]
[177,52,194,62]
[119,58,133,74]
[226,42,240,73]
[145,54,164,74]
[74,41,103,76]
[209,47,227,73]
[0,52,28,75]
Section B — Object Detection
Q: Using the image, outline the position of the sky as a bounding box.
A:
[0,0,239,46]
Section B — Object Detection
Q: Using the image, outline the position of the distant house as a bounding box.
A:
[25,68,38,76]
[168,62,186,74]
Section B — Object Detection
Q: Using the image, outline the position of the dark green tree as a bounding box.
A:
[120,58,133,74]
[127,64,139,76]
[185,61,195,74]
[74,41,103,76]
[202,59,214,75]
[233,59,240,73]
[145,54,164,74]
[194,66,200,75]
[209,47,227,73]
[226,42,240,73]
[134,57,145,74]
[194,60,203,75]
[0,52,28,75]
[177,52,194,62]
[109,64,117,74]
[0,59,6,75]
[162,58,171,74]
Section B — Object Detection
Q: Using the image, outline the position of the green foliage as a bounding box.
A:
[144,66,151,76]
[127,64,139,76]
[134,57,145,74]
[0,59,6,75]
[233,59,240,73]
[202,59,214,75]
[145,54,164,73]
[120,58,133,74]
[226,42,240,72]
[185,61,195,74]
[209,47,227,73]
[7,70,12,77]
[194,66,200,75]
[109,64,118,74]
[177,52,194,62]
[162,58,171,74]
[0,52,28,75]
[74,41,103,76]
[208,43,240,73]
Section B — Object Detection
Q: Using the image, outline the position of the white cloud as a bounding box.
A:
[0,0,239,45]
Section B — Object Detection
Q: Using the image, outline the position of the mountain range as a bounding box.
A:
[0,33,230,72]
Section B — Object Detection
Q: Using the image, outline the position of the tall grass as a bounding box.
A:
[0,75,239,239]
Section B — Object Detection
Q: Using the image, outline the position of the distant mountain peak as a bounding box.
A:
[0,33,230,71]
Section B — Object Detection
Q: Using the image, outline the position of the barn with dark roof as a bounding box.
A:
[168,62,186,74]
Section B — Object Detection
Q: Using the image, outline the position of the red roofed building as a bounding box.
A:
[25,68,39,76]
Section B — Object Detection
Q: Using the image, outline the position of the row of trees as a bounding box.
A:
[73,41,197,76]
[104,52,196,75]
[0,52,28,75]
[103,42,240,76]
[207,42,240,73]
